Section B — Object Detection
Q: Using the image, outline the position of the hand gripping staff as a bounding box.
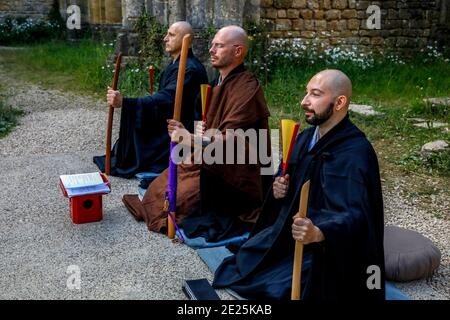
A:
[291,180,310,300]
[105,52,122,176]
[167,34,192,239]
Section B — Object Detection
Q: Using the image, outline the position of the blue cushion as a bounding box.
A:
[135,172,161,180]
[385,281,410,300]
[180,229,249,249]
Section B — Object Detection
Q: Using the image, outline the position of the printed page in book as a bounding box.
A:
[60,172,110,197]
[60,172,104,188]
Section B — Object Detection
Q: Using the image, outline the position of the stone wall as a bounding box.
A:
[0,0,54,21]
[261,0,448,51]
[2,0,448,52]
[116,0,261,67]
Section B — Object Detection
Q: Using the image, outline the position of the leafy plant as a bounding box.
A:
[133,8,166,83]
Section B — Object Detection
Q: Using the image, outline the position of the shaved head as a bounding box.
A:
[312,69,352,106]
[216,25,249,55]
[164,21,193,59]
[302,69,353,132]
[210,25,250,78]
[171,21,193,37]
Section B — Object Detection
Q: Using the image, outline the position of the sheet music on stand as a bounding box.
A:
[59,172,110,198]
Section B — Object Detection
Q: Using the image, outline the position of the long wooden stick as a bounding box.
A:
[168,34,192,239]
[291,180,310,300]
[105,52,122,176]
[149,65,153,95]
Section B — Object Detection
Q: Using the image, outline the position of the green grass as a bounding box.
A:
[0,97,24,139]
[0,40,112,96]
[0,40,160,98]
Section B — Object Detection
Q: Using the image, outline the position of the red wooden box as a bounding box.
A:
[59,173,111,224]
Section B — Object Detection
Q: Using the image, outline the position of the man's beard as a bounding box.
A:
[211,56,233,69]
[305,102,334,126]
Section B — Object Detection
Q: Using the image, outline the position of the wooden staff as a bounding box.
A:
[168,34,192,239]
[105,52,122,176]
[291,179,311,300]
[149,65,153,95]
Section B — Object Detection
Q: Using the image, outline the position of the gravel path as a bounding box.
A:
[0,63,228,300]
[0,53,448,300]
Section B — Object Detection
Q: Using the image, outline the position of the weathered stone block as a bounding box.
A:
[301,30,316,38]
[314,10,325,19]
[332,0,348,9]
[355,1,370,10]
[342,9,357,18]
[348,0,356,9]
[307,0,319,9]
[348,18,360,30]
[305,19,315,30]
[287,9,300,18]
[261,0,274,8]
[341,29,352,37]
[358,29,376,36]
[325,9,341,20]
[357,10,366,19]
[278,9,287,18]
[321,0,331,9]
[300,9,313,19]
[276,18,292,30]
[328,20,339,30]
[292,0,307,8]
[274,0,293,8]
[271,31,284,37]
[265,8,278,19]
[315,19,327,30]
[292,18,305,30]
[371,37,384,45]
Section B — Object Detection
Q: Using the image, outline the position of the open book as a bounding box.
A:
[59,172,110,198]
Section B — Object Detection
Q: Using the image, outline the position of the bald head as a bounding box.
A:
[216,25,249,56]
[171,21,193,37]
[312,69,352,106]
[164,21,193,59]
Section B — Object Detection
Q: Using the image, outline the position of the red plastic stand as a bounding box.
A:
[59,173,111,224]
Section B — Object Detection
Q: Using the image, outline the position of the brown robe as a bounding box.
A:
[122,65,271,235]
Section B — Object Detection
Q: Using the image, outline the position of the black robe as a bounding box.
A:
[93,50,208,178]
[213,115,386,301]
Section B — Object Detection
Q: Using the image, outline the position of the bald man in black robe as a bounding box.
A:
[213,69,385,300]
[94,21,207,178]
